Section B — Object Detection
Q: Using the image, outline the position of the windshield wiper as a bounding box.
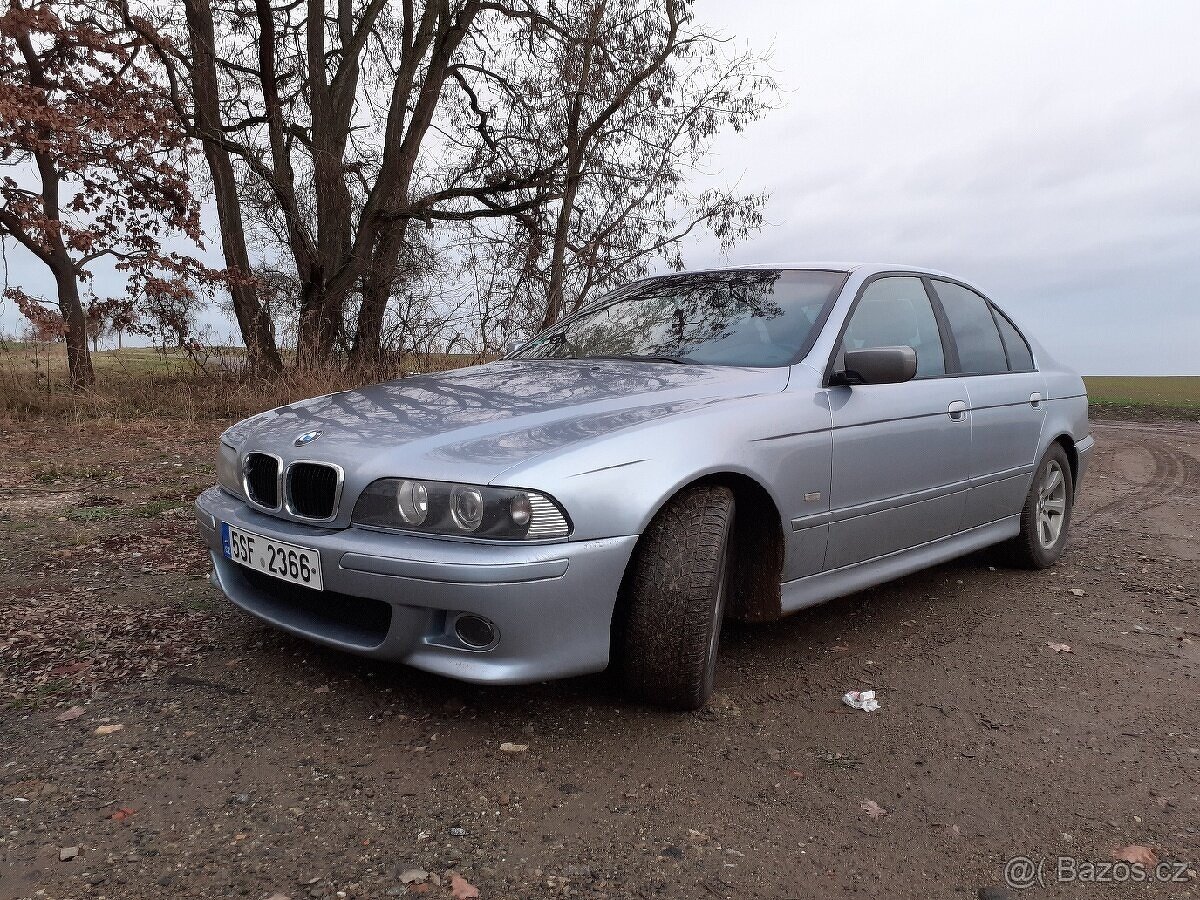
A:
[581,353,694,365]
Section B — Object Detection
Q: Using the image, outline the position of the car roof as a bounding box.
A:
[725,262,960,279]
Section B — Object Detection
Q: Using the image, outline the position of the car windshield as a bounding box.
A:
[513,269,848,367]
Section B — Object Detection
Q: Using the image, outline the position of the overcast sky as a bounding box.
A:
[684,0,1200,374]
[2,1,1197,374]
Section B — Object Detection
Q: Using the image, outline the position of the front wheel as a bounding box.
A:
[1003,444,1075,568]
[617,484,735,710]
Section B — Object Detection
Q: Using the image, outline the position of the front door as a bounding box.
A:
[825,275,972,570]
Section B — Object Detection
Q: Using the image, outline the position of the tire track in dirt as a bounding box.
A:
[1074,424,1200,535]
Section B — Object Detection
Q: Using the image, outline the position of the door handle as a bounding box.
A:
[947,400,967,421]
[1029,392,1042,408]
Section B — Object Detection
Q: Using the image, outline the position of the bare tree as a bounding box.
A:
[469,0,774,334]
[0,0,205,387]
[84,300,111,352]
[131,0,563,371]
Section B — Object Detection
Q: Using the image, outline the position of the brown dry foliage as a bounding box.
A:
[0,349,490,422]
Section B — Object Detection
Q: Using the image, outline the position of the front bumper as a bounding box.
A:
[194,486,637,684]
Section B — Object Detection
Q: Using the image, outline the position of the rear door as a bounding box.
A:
[824,275,971,570]
[928,280,1046,528]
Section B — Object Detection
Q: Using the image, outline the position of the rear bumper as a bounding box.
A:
[194,486,637,684]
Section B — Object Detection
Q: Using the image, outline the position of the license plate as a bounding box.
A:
[221,523,323,591]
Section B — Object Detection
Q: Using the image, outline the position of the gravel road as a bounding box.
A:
[1,419,1197,899]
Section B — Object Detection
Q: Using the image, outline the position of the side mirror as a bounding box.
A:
[833,346,918,386]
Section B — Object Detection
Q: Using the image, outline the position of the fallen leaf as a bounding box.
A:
[499,742,528,753]
[110,808,136,822]
[860,799,887,820]
[1112,845,1157,866]
[449,874,480,899]
[56,706,86,722]
[1047,642,1072,653]
[93,724,124,736]
[50,661,91,676]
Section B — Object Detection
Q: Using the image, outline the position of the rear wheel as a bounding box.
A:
[1003,444,1074,568]
[617,484,735,710]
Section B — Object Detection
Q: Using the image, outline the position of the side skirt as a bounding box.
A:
[780,516,1021,613]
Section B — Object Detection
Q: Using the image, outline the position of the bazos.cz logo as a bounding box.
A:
[1004,854,1192,890]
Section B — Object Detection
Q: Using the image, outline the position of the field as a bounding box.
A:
[1084,376,1200,420]
[3,342,1198,424]
[0,343,481,421]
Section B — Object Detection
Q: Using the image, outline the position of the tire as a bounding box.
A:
[617,484,736,710]
[1003,443,1075,569]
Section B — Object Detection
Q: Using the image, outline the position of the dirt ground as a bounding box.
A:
[1,418,1197,899]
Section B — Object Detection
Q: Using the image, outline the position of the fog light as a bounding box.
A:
[454,614,498,650]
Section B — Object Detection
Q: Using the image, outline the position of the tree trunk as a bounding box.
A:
[295,279,341,369]
[349,220,409,372]
[541,166,582,330]
[350,277,387,372]
[51,259,94,388]
[184,0,283,374]
[540,5,602,331]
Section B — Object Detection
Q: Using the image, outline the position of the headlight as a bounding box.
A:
[352,478,570,541]
[217,441,244,498]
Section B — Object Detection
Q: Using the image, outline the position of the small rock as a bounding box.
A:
[448,874,480,899]
[499,742,528,753]
[59,846,79,862]
[399,869,428,884]
[661,845,684,859]
[93,724,124,736]
[449,827,467,837]
[55,706,86,723]
[1070,588,1086,597]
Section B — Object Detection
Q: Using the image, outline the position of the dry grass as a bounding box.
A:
[0,342,487,422]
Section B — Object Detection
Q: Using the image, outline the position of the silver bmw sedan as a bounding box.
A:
[195,264,1093,709]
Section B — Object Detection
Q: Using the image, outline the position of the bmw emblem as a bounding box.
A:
[294,430,322,447]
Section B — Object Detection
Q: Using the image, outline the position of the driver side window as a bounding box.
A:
[842,276,946,378]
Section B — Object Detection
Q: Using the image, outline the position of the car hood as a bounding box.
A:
[224,359,789,484]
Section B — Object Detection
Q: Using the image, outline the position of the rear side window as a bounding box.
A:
[932,281,1008,375]
[842,276,946,377]
[992,308,1036,372]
